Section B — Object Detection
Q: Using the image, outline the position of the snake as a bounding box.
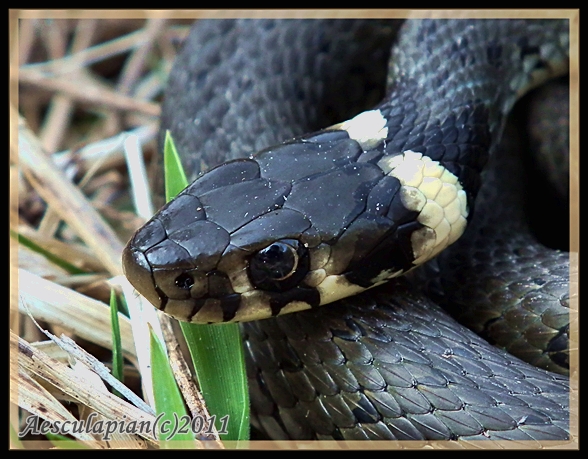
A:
[122,19,572,441]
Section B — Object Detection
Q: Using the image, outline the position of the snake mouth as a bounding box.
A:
[122,236,324,323]
[122,237,245,322]
[122,247,235,323]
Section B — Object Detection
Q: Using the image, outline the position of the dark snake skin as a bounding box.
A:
[152,19,571,441]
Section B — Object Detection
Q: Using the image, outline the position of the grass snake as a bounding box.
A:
[122,19,572,441]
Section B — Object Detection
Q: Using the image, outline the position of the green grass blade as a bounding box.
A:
[163,131,250,441]
[13,230,87,275]
[109,289,124,397]
[179,322,249,441]
[46,433,89,449]
[163,130,189,200]
[115,287,130,316]
[150,327,196,448]
[10,424,24,449]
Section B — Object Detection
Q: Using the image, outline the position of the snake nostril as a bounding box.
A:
[175,273,195,290]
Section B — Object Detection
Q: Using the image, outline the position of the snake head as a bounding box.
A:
[123,153,329,323]
[123,129,470,323]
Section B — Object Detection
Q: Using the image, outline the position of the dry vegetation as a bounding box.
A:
[12,16,227,449]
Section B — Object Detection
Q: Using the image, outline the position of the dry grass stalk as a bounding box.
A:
[13,18,198,449]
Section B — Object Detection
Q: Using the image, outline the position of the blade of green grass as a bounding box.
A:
[163,130,188,200]
[10,424,24,449]
[179,322,249,441]
[46,433,90,449]
[150,327,196,448]
[115,287,130,316]
[13,230,88,275]
[109,289,124,398]
[163,131,250,441]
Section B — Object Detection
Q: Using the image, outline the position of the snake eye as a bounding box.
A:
[248,239,309,292]
[175,273,194,290]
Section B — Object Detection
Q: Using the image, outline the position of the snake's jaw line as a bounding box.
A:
[315,274,367,305]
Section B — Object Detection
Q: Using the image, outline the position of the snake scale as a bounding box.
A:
[122,19,572,441]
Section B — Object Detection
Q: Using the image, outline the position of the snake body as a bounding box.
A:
[123,19,571,440]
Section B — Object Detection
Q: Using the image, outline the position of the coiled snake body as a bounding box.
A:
[123,19,572,440]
